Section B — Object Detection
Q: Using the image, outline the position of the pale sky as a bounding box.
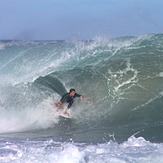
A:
[0,0,163,40]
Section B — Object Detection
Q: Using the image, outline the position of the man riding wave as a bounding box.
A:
[56,88,92,116]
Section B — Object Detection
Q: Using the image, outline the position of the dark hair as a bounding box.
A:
[69,88,76,92]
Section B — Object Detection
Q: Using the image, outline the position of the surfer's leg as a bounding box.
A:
[67,101,73,109]
[63,101,72,115]
[63,106,70,116]
[63,107,69,114]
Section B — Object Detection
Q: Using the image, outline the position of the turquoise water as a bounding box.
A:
[0,34,163,162]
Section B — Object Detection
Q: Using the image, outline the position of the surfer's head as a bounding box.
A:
[70,88,75,92]
[69,88,76,96]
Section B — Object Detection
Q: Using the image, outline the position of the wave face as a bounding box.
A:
[0,34,163,143]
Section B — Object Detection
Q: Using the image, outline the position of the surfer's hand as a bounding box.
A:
[87,99,93,103]
[84,97,93,103]
[81,96,93,103]
[57,101,62,107]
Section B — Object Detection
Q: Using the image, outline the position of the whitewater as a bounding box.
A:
[0,33,163,162]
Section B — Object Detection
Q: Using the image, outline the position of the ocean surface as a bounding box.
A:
[0,33,163,162]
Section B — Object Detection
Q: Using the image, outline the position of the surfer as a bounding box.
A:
[56,88,92,115]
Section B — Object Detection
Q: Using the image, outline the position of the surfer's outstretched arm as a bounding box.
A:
[80,96,93,103]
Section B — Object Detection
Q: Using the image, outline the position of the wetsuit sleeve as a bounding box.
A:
[75,93,81,98]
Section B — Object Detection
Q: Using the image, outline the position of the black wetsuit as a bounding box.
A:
[60,93,81,108]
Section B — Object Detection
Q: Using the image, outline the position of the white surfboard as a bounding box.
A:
[56,109,71,118]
